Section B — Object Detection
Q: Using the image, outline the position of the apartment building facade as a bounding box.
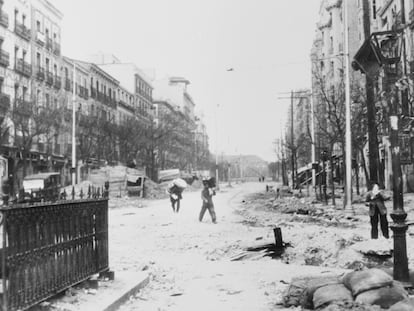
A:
[310,0,362,176]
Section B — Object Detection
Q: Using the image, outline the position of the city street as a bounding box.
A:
[107,181,352,311]
[40,180,414,310]
[112,181,289,311]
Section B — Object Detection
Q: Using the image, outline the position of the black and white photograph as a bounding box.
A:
[0,0,413,310]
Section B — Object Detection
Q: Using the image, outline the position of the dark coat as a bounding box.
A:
[365,191,388,216]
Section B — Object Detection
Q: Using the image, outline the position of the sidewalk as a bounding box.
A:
[33,271,149,311]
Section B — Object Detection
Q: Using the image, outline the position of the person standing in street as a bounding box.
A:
[365,183,389,239]
[199,179,217,223]
[167,180,186,213]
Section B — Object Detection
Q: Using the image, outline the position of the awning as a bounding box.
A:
[352,36,382,76]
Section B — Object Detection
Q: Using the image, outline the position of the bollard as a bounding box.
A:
[273,227,283,248]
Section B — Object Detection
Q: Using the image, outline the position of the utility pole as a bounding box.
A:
[344,1,353,210]
[290,90,295,189]
[310,93,316,191]
[362,0,382,188]
[71,61,76,186]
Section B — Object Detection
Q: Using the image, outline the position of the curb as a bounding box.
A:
[72,271,150,311]
[103,273,150,311]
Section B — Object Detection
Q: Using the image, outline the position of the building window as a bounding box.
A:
[45,93,50,108]
[45,58,50,71]
[36,52,41,67]
[36,20,41,31]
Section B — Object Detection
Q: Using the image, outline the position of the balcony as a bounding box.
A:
[90,87,97,98]
[78,86,88,99]
[53,43,60,56]
[36,31,45,46]
[0,49,9,67]
[54,76,61,89]
[15,59,32,77]
[118,100,135,113]
[36,66,45,81]
[45,71,53,85]
[0,11,8,28]
[14,22,31,41]
[46,37,52,51]
[0,93,10,111]
[64,78,72,91]
[14,99,32,116]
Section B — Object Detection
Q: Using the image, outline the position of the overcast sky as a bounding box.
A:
[51,0,321,162]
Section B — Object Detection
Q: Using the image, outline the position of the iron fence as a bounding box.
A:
[0,185,109,310]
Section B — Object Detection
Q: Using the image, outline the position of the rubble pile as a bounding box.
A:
[283,268,410,310]
[144,179,169,199]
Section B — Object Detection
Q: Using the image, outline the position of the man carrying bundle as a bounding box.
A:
[167,178,187,213]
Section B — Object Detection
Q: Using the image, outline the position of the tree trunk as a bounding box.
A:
[359,147,370,188]
[329,153,336,206]
[362,0,381,188]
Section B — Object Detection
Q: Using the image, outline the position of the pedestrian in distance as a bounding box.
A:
[199,179,217,223]
[365,183,390,239]
[166,178,187,213]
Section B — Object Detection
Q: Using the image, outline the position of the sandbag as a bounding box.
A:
[283,276,309,307]
[355,281,408,309]
[302,276,342,309]
[389,297,414,311]
[313,283,353,309]
[321,301,383,310]
[342,268,393,296]
[172,178,187,189]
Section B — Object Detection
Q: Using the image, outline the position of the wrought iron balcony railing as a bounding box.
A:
[36,66,45,81]
[65,78,72,91]
[0,49,9,67]
[14,22,31,41]
[15,59,32,77]
[14,99,33,116]
[90,87,97,98]
[45,71,53,85]
[54,76,61,89]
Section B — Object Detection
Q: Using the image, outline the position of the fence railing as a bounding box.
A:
[0,185,109,311]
